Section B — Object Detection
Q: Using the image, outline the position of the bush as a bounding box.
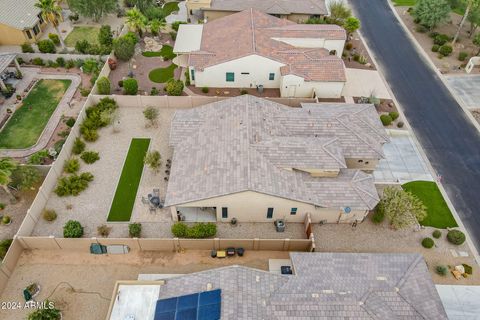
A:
[80,87,91,97]
[172,21,187,32]
[150,87,159,95]
[429,31,439,39]
[165,79,184,96]
[462,263,473,275]
[123,78,138,95]
[97,224,111,237]
[82,128,99,142]
[1,215,10,224]
[118,80,124,87]
[54,139,65,154]
[380,114,393,126]
[435,265,448,276]
[240,89,248,95]
[55,57,65,67]
[75,39,90,54]
[21,42,34,53]
[65,59,75,69]
[372,204,385,224]
[0,239,13,259]
[54,172,94,196]
[80,97,118,141]
[415,25,428,33]
[27,150,50,165]
[37,39,56,53]
[129,223,142,237]
[81,151,100,164]
[74,59,84,68]
[0,203,5,210]
[72,138,86,155]
[96,76,111,95]
[447,229,466,245]
[389,111,399,121]
[63,220,83,238]
[32,57,44,66]
[458,51,468,61]
[202,87,209,93]
[113,36,136,61]
[64,158,80,173]
[431,44,440,52]
[98,25,113,46]
[43,209,57,222]
[66,117,75,127]
[68,12,79,21]
[397,121,405,128]
[82,59,99,74]
[171,222,217,238]
[438,45,453,57]
[434,34,450,46]
[48,33,60,45]
[422,237,435,248]
[169,31,177,41]
[345,42,353,50]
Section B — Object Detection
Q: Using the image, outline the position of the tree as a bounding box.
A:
[10,166,41,191]
[344,17,360,36]
[468,3,480,37]
[149,19,165,36]
[113,36,136,61]
[35,0,65,49]
[96,76,111,95]
[328,0,352,25]
[414,0,451,30]
[0,158,18,202]
[135,0,156,14]
[98,25,113,46]
[453,0,480,44]
[144,150,161,173]
[67,0,116,22]
[143,106,159,127]
[126,8,147,37]
[473,32,480,54]
[380,187,427,229]
[123,78,138,95]
[165,79,184,96]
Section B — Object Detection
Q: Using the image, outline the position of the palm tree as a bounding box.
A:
[35,0,65,49]
[126,8,147,37]
[0,158,18,202]
[149,19,166,36]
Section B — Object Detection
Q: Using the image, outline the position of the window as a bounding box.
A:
[241,72,250,75]
[269,73,275,80]
[267,208,274,219]
[358,160,363,163]
[222,207,228,219]
[33,24,40,35]
[226,72,234,82]
[290,208,297,215]
[26,30,32,39]
[38,14,44,24]
[329,50,337,56]
[190,69,195,81]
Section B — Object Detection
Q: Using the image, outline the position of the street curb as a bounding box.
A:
[349,0,480,265]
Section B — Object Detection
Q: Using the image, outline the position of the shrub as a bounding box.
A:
[171,222,217,238]
[65,59,75,69]
[422,237,435,248]
[0,239,13,259]
[54,172,94,196]
[435,265,448,276]
[438,45,453,57]
[150,87,159,95]
[129,223,142,237]
[48,33,60,45]
[55,57,65,67]
[118,80,124,87]
[27,150,50,165]
[202,87,209,93]
[47,60,59,68]
[64,158,80,173]
[462,263,473,275]
[0,203,5,210]
[21,43,34,53]
[380,114,393,126]
[432,229,442,238]
[80,87,91,97]
[434,34,450,46]
[123,32,138,45]
[345,42,353,50]
[37,39,56,53]
[63,220,84,238]
[43,209,57,222]
[82,59,99,74]
[372,204,385,224]
[165,79,184,96]
[169,31,177,41]
[447,229,466,245]
[429,31,439,39]
[32,57,44,66]
[240,89,248,95]
[389,111,399,121]
[172,21,187,32]
[458,51,468,61]
[75,39,90,54]
[81,151,100,164]
[98,25,113,47]
[82,128,99,142]
[397,121,405,128]
[96,76,111,95]
[54,139,65,154]
[97,224,111,237]
[113,36,136,61]
[431,44,440,52]
[415,25,428,33]
[66,117,75,127]
[74,59,84,68]
[2,215,11,224]
[69,12,79,21]
[123,78,138,95]
[72,138,86,155]
[171,222,188,237]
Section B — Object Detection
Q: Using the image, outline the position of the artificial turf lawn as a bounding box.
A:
[142,45,177,60]
[163,1,179,16]
[107,138,151,221]
[402,181,458,228]
[392,0,416,5]
[64,26,100,47]
[148,64,177,83]
[0,79,71,149]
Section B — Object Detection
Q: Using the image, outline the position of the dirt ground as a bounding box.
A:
[343,32,377,70]
[187,86,281,97]
[0,249,289,320]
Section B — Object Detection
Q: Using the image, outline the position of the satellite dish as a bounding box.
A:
[343,207,351,214]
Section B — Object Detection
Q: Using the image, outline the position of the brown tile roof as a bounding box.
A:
[205,0,329,16]
[187,9,346,82]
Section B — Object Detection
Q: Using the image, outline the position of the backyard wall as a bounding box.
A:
[18,53,109,63]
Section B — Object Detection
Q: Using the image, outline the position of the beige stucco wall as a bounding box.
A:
[0,21,46,45]
[174,190,367,223]
[272,38,345,58]
[345,158,379,171]
[186,0,212,11]
[203,11,324,24]
[204,10,232,21]
[280,74,344,98]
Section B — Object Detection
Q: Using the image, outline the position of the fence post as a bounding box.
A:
[50,236,62,249]
[214,238,220,250]
[283,238,290,251]
[137,238,143,251]
[15,235,29,249]
[253,238,260,251]
[173,238,180,252]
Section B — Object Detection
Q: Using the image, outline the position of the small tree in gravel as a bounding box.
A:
[414,0,451,30]
[143,106,159,127]
[63,220,84,238]
[380,187,427,229]
[144,150,161,173]
[129,223,142,237]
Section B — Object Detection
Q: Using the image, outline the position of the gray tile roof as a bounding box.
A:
[154,253,448,319]
[165,95,385,209]
[205,0,329,16]
[0,0,40,30]
[0,53,17,73]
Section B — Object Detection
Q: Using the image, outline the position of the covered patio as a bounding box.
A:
[177,207,217,222]
[0,53,22,93]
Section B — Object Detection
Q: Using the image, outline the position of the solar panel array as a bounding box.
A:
[154,289,221,320]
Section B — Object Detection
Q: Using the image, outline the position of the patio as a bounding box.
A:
[0,53,22,97]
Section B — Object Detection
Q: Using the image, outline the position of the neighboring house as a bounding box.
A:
[186,0,329,23]
[0,0,48,45]
[173,9,347,98]
[106,252,449,319]
[164,95,389,223]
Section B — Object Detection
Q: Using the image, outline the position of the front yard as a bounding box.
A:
[64,26,100,47]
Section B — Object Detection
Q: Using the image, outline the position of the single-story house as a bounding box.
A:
[106,252,448,320]
[173,9,347,98]
[0,0,48,45]
[165,95,389,223]
[186,0,329,23]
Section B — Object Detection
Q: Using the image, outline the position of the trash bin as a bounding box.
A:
[274,219,285,232]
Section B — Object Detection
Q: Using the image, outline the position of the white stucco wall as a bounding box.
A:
[280,75,344,98]
[174,191,367,224]
[271,38,345,58]
[193,54,285,88]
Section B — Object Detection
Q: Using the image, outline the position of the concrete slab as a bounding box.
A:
[268,259,292,274]
[109,284,160,320]
[342,68,391,99]
[374,129,433,183]
[436,285,480,320]
[445,75,480,109]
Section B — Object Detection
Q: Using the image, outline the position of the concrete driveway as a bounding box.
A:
[374,130,433,183]
[445,75,480,109]
[342,68,391,99]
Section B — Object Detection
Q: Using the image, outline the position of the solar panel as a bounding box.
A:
[154,289,221,320]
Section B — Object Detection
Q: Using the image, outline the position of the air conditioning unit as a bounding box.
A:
[319,220,327,225]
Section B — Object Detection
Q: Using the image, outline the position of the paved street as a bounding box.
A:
[350,0,480,250]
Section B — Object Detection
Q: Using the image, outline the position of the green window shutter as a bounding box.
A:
[269,73,275,80]
[226,72,235,82]
[191,69,195,81]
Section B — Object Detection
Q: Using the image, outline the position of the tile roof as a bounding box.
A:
[153,253,448,319]
[0,53,17,73]
[0,0,40,30]
[165,95,386,208]
[205,0,329,16]
[186,9,346,82]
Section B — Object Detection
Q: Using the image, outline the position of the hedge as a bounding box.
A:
[447,229,466,245]
[421,237,434,248]
[171,222,217,238]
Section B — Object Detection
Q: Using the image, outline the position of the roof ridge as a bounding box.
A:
[250,8,256,53]
[351,171,379,208]
[246,96,252,190]
[360,290,399,320]
[321,138,347,168]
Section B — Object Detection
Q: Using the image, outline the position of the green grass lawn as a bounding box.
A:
[142,45,177,60]
[0,79,71,149]
[402,181,458,228]
[163,1,179,16]
[149,64,177,83]
[107,138,151,222]
[392,0,416,6]
[64,26,100,47]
